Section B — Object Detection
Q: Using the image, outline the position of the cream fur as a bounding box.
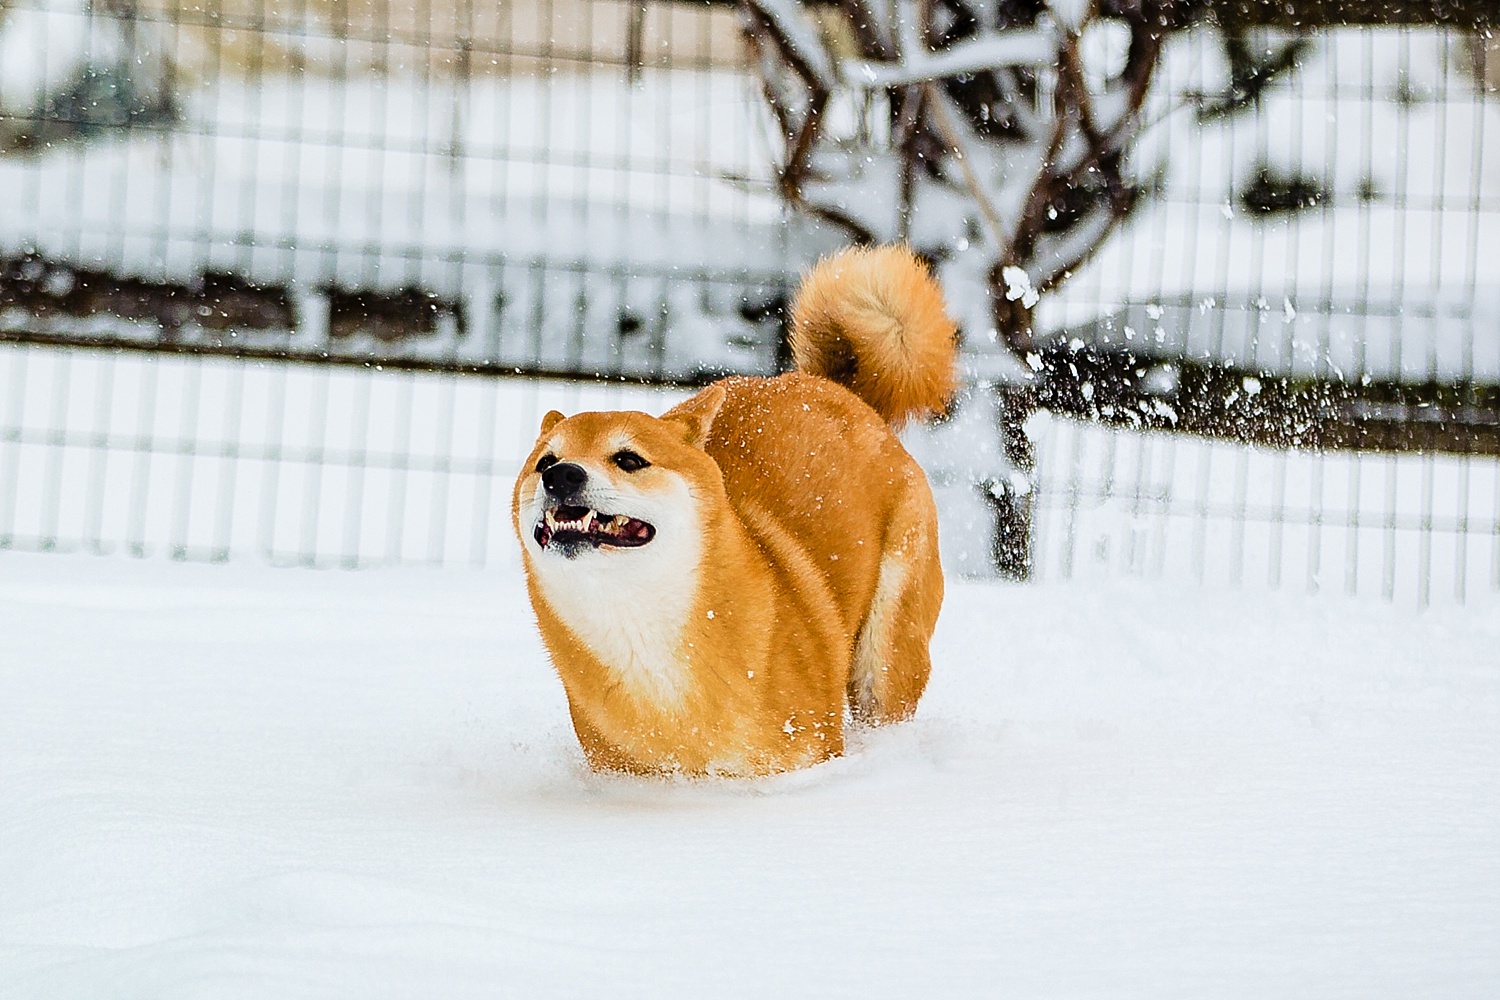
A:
[518,465,702,709]
[849,555,909,718]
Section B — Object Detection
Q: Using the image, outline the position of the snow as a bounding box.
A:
[902,383,1021,577]
[796,23,1500,386]
[0,0,833,372]
[1057,297,1500,385]
[3,341,1493,602]
[3,16,1494,387]
[1045,29,1500,383]
[0,44,837,373]
[1,549,1497,996]
[844,27,1057,87]
[1002,264,1041,309]
[748,0,836,88]
[1025,413,1500,606]
[0,71,802,288]
[0,0,89,110]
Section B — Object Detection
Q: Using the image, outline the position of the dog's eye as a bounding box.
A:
[612,450,649,473]
[535,454,558,474]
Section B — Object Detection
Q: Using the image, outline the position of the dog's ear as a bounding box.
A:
[662,383,726,449]
[539,410,566,435]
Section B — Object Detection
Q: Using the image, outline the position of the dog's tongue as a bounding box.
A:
[618,518,653,542]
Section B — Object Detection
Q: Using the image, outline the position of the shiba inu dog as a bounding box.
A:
[513,244,956,776]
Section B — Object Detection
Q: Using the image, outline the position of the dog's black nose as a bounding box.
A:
[542,461,588,499]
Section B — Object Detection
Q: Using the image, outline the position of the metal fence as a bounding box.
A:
[1028,415,1500,606]
[0,0,1497,605]
[0,0,824,377]
[1023,26,1500,605]
[0,341,685,567]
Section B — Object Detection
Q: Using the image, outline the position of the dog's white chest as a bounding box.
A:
[530,532,700,708]
[553,588,691,706]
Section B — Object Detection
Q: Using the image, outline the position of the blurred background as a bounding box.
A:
[0,0,1495,605]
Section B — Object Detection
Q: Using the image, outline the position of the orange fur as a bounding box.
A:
[512,245,955,776]
[789,243,958,427]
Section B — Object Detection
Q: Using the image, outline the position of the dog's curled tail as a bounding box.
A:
[789,244,958,427]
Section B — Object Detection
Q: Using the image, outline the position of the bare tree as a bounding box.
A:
[740,0,1493,353]
[741,0,1185,578]
[742,0,1184,358]
[739,0,1495,578]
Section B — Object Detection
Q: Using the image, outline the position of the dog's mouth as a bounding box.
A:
[534,504,656,550]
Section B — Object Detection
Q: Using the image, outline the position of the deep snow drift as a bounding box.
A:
[1,550,1497,997]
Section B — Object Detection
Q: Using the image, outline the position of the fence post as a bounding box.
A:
[991,383,1036,581]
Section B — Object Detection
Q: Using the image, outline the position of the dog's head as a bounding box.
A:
[512,384,726,565]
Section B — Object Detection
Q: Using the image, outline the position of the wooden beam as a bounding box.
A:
[0,329,729,389]
[1032,346,1500,458]
[1190,0,1495,29]
[717,0,1496,29]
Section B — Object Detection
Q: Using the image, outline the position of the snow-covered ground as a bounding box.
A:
[1,550,1497,996]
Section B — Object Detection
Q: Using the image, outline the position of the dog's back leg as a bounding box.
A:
[847,486,943,724]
